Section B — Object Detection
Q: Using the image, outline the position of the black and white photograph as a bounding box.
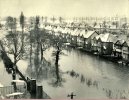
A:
[0,0,129,99]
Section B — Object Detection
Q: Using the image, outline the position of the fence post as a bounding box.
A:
[36,86,43,99]
[27,77,30,91]
[30,79,36,98]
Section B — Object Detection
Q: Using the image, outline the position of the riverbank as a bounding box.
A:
[66,44,124,66]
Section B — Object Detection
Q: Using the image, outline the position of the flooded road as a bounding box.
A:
[33,47,129,99]
[0,60,12,86]
[1,46,129,99]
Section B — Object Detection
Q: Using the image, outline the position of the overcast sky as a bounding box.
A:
[0,0,128,17]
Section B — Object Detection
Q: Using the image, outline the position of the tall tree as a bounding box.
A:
[51,16,56,23]
[51,42,66,87]
[102,21,107,28]
[35,16,48,61]
[20,12,25,56]
[4,16,27,71]
[59,17,63,23]
[44,16,48,23]
[52,43,61,84]
[122,23,127,29]
[4,16,27,95]
[6,16,16,31]
[20,12,25,33]
[112,21,119,29]
[34,16,40,73]
[93,22,97,27]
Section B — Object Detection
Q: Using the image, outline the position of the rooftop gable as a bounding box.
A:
[123,39,129,47]
[83,31,96,38]
[96,33,117,43]
[79,29,86,36]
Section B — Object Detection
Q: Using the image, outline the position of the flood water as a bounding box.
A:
[36,47,129,99]
[1,46,129,99]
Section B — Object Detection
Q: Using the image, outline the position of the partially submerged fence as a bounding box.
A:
[0,85,26,97]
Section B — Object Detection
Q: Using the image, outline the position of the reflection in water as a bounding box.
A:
[66,70,99,88]
[66,69,129,99]
[26,46,129,99]
[26,45,66,87]
[26,56,52,81]
[49,45,66,87]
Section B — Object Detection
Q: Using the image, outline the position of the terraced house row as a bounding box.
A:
[43,24,129,65]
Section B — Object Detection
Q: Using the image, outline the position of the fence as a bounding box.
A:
[0,85,26,97]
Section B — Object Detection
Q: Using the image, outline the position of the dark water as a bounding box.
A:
[1,46,129,99]
[36,47,129,99]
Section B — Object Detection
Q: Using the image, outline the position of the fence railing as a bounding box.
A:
[0,85,26,97]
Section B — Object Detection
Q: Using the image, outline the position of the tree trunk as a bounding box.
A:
[30,31,32,67]
[13,55,17,92]
[21,28,24,54]
[55,46,60,82]
[40,43,43,61]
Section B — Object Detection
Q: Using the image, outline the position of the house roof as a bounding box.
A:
[59,27,68,34]
[117,34,127,40]
[115,39,125,45]
[79,29,86,36]
[67,28,72,34]
[96,33,117,43]
[126,40,129,46]
[101,33,110,42]
[96,34,103,40]
[114,34,127,44]
[110,25,117,29]
[56,26,61,32]
[123,39,129,46]
[83,31,96,38]
[53,27,58,33]
[45,25,52,30]
[70,29,76,36]
[93,25,101,29]
[107,34,118,43]
[70,29,78,36]
[74,29,81,36]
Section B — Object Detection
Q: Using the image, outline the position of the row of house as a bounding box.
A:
[43,24,129,64]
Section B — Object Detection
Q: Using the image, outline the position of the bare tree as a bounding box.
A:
[122,23,127,29]
[59,17,63,23]
[3,16,27,73]
[52,42,65,84]
[2,16,27,95]
[93,22,97,27]
[4,15,27,65]
[112,21,119,29]
[20,12,25,56]
[6,16,16,31]
[102,21,107,28]
[51,16,56,23]
[20,12,25,34]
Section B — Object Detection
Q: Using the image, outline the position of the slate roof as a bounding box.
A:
[96,33,117,43]
[79,29,86,36]
[114,34,128,45]
[83,31,96,38]
[45,25,52,30]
